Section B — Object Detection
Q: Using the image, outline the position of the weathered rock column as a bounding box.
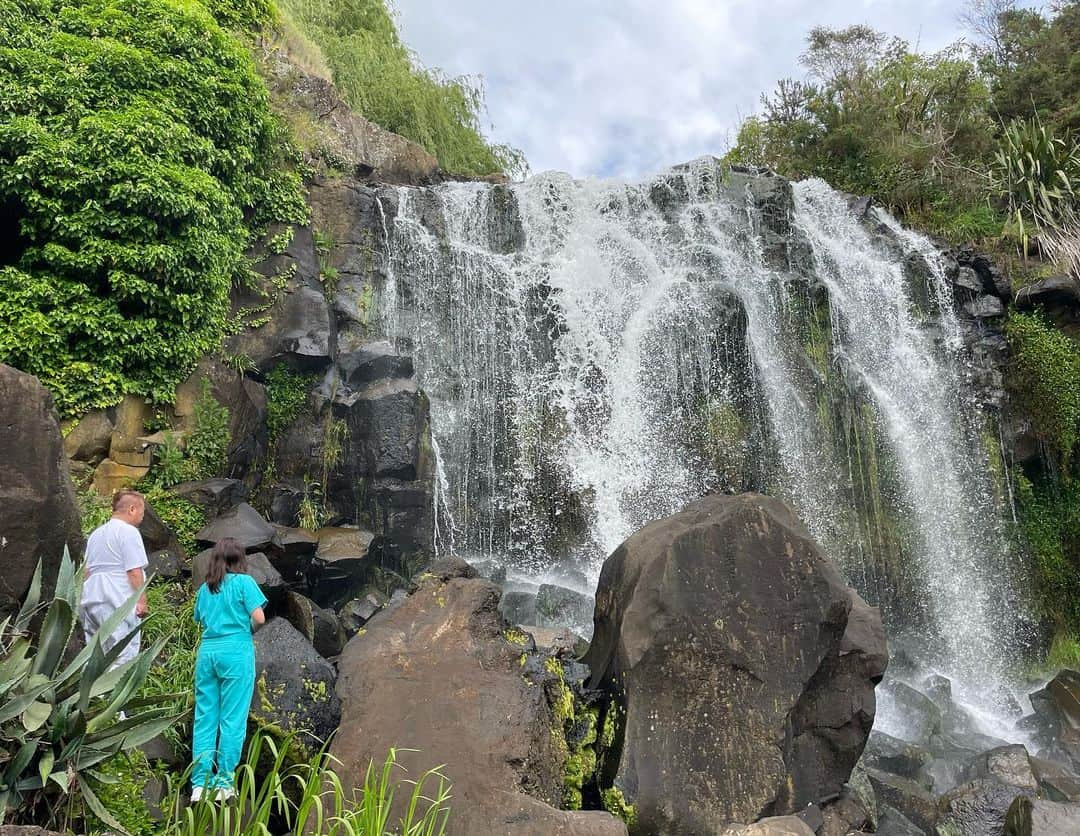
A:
[0,364,84,610]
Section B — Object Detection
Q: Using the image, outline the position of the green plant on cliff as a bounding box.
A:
[183,379,232,481]
[274,0,526,178]
[0,551,182,831]
[1015,470,1080,635]
[1006,312,1080,472]
[0,0,308,416]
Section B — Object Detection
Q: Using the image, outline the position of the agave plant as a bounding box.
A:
[0,548,185,831]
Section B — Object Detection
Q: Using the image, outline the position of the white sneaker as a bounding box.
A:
[215,787,236,802]
[190,786,203,803]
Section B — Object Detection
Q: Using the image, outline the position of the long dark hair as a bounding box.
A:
[206,537,248,594]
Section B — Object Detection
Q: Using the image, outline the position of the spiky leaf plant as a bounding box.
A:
[993,113,1080,254]
[0,549,185,831]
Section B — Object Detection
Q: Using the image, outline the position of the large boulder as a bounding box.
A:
[582,492,887,834]
[330,560,627,836]
[1027,670,1080,769]
[251,618,340,756]
[0,365,84,610]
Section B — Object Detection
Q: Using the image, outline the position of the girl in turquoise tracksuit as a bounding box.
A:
[191,537,267,801]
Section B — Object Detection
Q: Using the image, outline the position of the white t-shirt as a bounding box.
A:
[81,518,148,615]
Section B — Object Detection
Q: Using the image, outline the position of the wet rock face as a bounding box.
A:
[583,492,886,834]
[331,558,627,836]
[0,364,84,611]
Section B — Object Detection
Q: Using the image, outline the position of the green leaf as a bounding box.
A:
[48,769,70,793]
[14,561,43,633]
[77,772,128,834]
[29,597,73,679]
[37,750,54,788]
[21,700,51,732]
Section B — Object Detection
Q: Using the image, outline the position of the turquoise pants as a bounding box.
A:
[192,638,255,791]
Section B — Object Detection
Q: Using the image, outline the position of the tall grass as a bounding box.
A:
[274,0,526,178]
[162,731,451,835]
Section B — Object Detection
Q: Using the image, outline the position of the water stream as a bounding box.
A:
[373,158,1030,737]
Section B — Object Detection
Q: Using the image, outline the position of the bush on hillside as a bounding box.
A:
[0,0,308,415]
[276,0,526,178]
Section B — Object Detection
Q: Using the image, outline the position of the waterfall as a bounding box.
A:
[374,158,1029,730]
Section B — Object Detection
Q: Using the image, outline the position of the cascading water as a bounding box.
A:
[373,158,1030,736]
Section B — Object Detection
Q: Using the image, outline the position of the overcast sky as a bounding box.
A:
[391,0,1000,180]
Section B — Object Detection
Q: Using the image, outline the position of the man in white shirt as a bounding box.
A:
[80,489,149,668]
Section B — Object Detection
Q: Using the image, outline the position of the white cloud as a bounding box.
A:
[391,0,982,179]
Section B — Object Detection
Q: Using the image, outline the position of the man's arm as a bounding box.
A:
[127,567,148,617]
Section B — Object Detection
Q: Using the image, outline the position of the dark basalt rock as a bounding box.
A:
[139,502,187,566]
[961,745,1039,793]
[63,409,113,464]
[938,778,1034,836]
[1014,275,1080,334]
[169,478,249,517]
[251,618,341,756]
[864,730,933,785]
[583,492,886,834]
[875,805,924,836]
[1031,756,1080,802]
[865,768,939,833]
[0,364,84,611]
[195,503,275,552]
[535,583,593,628]
[285,591,345,658]
[499,589,538,626]
[884,681,942,746]
[338,341,414,387]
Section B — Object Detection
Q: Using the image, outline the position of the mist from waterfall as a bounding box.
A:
[374,159,1029,734]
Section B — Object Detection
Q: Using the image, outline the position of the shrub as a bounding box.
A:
[0,551,183,831]
[0,0,308,416]
[1006,312,1080,471]
[275,0,525,177]
[183,379,231,481]
[1015,471,1080,635]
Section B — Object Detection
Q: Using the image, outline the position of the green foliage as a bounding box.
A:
[152,432,188,489]
[265,364,313,444]
[274,0,526,177]
[1006,312,1080,470]
[210,0,276,30]
[78,489,113,536]
[184,379,231,481]
[1046,633,1080,672]
[601,787,637,828]
[298,476,329,531]
[0,551,184,831]
[138,582,199,754]
[0,0,308,416]
[1015,470,1080,635]
[140,485,206,556]
[161,730,451,835]
[88,750,158,836]
[726,3,1080,250]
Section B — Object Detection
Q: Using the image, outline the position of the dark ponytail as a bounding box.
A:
[206,537,248,594]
